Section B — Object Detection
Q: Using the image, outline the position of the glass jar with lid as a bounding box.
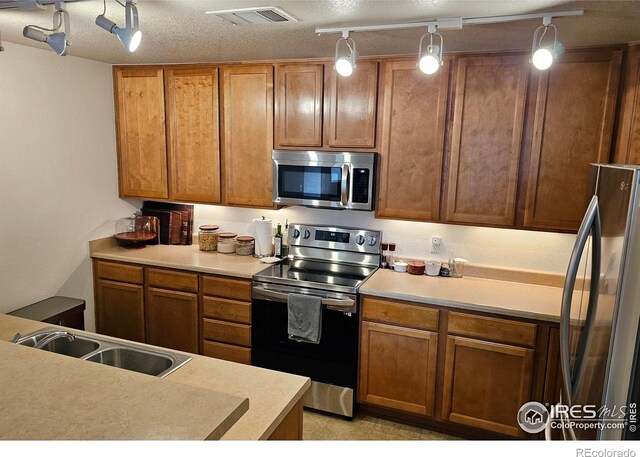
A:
[235,236,255,256]
[216,232,238,254]
[198,225,219,252]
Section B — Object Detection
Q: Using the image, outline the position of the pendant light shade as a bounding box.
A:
[96,0,142,53]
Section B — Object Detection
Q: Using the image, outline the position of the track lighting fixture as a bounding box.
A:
[22,0,70,56]
[531,16,562,70]
[334,31,356,77]
[96,0,142,53]
[417,25,443,75]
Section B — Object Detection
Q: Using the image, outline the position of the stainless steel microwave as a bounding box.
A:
[272,150,376,211]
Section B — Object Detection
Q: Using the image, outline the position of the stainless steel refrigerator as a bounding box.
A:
[558,163,640,440]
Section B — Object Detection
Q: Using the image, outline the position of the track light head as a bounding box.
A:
[334,32,356,77]
[531,17,561,70]
[417,26,443,75]
[96,0,142,53]
[22,3,71,56]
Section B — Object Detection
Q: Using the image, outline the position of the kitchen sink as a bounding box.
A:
[39,335,100,358]
[11,328,190,378]
[86,347,173,377]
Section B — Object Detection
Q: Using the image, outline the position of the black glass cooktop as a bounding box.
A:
[253,259,376,292]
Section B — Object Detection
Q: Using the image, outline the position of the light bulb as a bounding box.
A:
[335,57,354,77]
[532,47,553,70]
[419,53,440,75]
[129,30,141,52]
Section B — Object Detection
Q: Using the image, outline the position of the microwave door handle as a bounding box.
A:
[341,164,350,207]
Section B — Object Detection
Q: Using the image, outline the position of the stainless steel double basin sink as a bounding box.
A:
[12,328,191,378]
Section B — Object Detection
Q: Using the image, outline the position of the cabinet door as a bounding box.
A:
[165,67,221,203]
[146,287,198,353]
[524,49,622,231]
[614,45,640,164]
[442,335,534,437]
[221,65,274,207]
[377,59,449,221]
[359,321,438,416]
[95,279,145,343]
[114,67,168,199]
[446,55,528,226]
[275,64,323,148]
[326,60,378,148]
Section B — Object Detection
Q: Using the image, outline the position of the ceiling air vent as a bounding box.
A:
[206,6,298,25]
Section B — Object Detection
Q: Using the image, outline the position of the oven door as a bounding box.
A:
[252,282,359,417]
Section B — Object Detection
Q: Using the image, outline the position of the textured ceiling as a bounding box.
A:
[0,0,639,64]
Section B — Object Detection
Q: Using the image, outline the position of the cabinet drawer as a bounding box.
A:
[447,312,537,347]
[362,297,439,331]
[202,275,251,301]
[147,268,198,293]
[203,340,251,365]
[203,318,251,347]
[204,296,251,324]
[95,260,143,285]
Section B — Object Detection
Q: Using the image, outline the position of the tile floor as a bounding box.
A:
[303,410,459,440]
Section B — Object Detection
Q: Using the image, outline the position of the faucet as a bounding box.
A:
[33,331,75,349]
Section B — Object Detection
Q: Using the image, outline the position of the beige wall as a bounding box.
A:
[193,205,577,274]
[0,42,138,330]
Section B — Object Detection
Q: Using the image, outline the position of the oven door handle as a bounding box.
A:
[252,285,356,313]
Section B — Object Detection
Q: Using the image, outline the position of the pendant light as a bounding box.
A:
[96,0,142,53]
[417,25,443,75]
[22,0,71,56]
[531,16,562,70]
[334,31,356,77]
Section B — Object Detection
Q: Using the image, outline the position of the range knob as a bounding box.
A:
[291,229,301,239]
[303,229,311,239]
[355,235,365,245]
[367,236,378,247]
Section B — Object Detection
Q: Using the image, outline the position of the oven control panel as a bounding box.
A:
[288,224,382,255]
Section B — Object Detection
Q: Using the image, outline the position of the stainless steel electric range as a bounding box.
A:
[251,223,382,418]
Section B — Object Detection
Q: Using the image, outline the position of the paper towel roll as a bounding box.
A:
[251,217,273,257]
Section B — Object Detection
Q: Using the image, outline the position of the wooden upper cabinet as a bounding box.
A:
[114,68,168,199]
[446,55,528,226]
[165,67,221,203]
[359,321,438,417]
[614,44,640,165]
[326,60,378,148]
[221,65,274,208]
[275,64,323,148]
[377,59,450,221]
[524,49,622,231]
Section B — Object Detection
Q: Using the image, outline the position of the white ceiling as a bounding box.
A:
[0,0,639,64]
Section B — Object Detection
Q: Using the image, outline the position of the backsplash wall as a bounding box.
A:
[193,204,577,274]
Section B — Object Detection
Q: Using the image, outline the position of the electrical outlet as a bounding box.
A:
[431,236,442,254]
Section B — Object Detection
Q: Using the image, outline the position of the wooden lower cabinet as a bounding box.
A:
[268,400,304,440]
[201,274,252,364]
[146,287,199,353]
[441,335,534,437]
[359,321,438,416]
[95,278,145,343]
[358,296,555,439]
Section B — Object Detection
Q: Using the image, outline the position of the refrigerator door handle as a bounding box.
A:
[571,205,602,394]
[560,195,600,405]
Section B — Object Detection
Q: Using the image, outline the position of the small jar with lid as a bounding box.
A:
[235,236,255,256]
[217,233,238,254]
[198,225,219,252]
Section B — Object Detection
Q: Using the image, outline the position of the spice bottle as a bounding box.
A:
[388,243,397,269]
[380,242,389,268]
